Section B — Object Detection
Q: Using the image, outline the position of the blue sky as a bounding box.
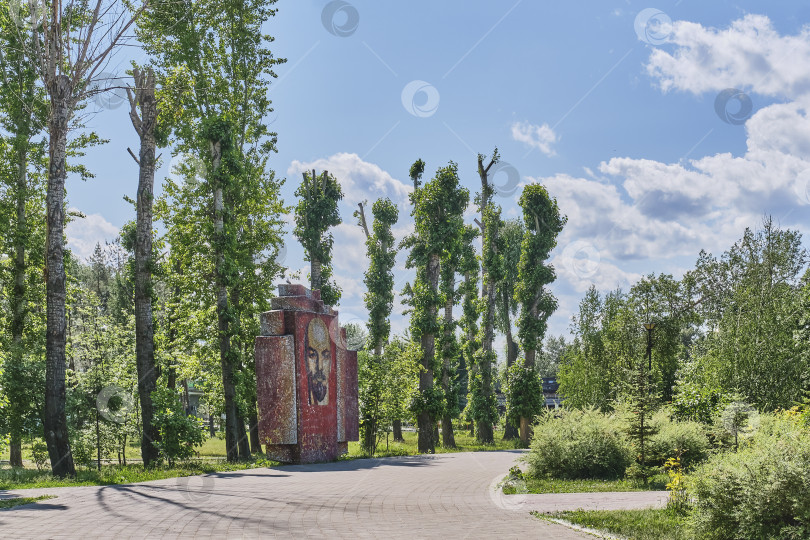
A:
[67,0,810,351]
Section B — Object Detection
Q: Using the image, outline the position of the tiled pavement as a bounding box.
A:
[0,451,663,539]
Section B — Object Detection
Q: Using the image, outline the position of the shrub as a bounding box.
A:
[525,408,632,480]
[688,412,810,539]
[649,409,710,470]
[151,387,205,466]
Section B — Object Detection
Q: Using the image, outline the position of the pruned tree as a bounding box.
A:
[356,197,398,454]
[469,149,501,444]
[515,183,565,444]
[140,0,286,462]
[402,160,468,453]
[294,169,343,305]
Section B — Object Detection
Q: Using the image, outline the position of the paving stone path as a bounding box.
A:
[0,451,664,539]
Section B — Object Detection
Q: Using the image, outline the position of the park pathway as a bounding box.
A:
[0,451,643,539]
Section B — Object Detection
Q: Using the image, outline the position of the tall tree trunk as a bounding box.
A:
[211,139,239,462]
[418,253,441,454]
[476,155,498,444]
[502,290,519,441]
[9,436,22,468]
[128,68,160,467]
[9,146,28,468]
[441,296,456,448]
[44,75,75,478]
[249,400,261,454]
[520,304,539,445]
[311,257,322,292]
[392,419,404,442]
[237,410,250,458]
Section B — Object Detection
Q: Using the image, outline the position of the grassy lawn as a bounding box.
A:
[0,495,56,510]
[344,428,521,459]
[538,509,689,540]
[0,427,518,490]
[505,474,668,494]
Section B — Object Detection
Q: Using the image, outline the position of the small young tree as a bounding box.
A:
[294,170,343,305]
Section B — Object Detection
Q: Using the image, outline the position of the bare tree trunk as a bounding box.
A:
[503,290,519,441]
[44,75,75,477]
[392,419,404,442]
[9,146,28,468]
[418,252,441,454]
[311,257,322,292]
[209,414,216,438]
[128,68,160,467]
[9,437,22,468]
[441,297,456,448]
[237,411,250,459]
[520,304,539,445]
[249,399,261,454]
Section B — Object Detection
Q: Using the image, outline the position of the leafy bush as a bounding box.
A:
[504,363,544,428]
[31,439,49,471]
[688,412,810,539]
[151,387,205,466]
[649,409,710,469]
[525,408,631,480]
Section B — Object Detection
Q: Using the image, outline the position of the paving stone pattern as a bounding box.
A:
[0,451,656,539]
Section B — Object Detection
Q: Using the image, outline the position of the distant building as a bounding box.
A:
[542,377,561,408]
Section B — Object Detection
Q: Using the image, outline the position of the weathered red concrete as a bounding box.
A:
[255,284,360,464]
[255,336,297,446]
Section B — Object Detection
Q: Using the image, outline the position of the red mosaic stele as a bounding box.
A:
[255,284,359,464]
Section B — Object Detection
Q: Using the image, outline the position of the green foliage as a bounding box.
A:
[504,363,544,427]
[358,338,418,455]
[682,218,808,411]
[688,412,810,539]
[525,408,632,480]
[515,183,566,357]
[465,350,499,428]
[359,197,398,352]
[152,387,206,466]
[648,409,710,470]
[294,169,344,305]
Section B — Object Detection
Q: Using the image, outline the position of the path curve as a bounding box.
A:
[0,451,589,539]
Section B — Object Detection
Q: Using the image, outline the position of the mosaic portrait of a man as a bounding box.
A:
[305,317,331,405]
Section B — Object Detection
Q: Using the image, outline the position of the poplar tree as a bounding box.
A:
[139,0,286,462]
[515,183,565,443]
[469,150,501,444]
[294,170,343,305]
[356,198,398,453]
[403,161,468,453]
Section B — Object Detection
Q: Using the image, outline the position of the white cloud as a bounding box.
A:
[66,211,120,260]
[511,121,557,156]
[288,152,412,208]
[647,15,810,98]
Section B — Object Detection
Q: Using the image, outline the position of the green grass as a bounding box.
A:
[538,508,689,540]
[343,428,521,459]
[0,495,55,510]
[505,474,668,494]
[0,458,277,490]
